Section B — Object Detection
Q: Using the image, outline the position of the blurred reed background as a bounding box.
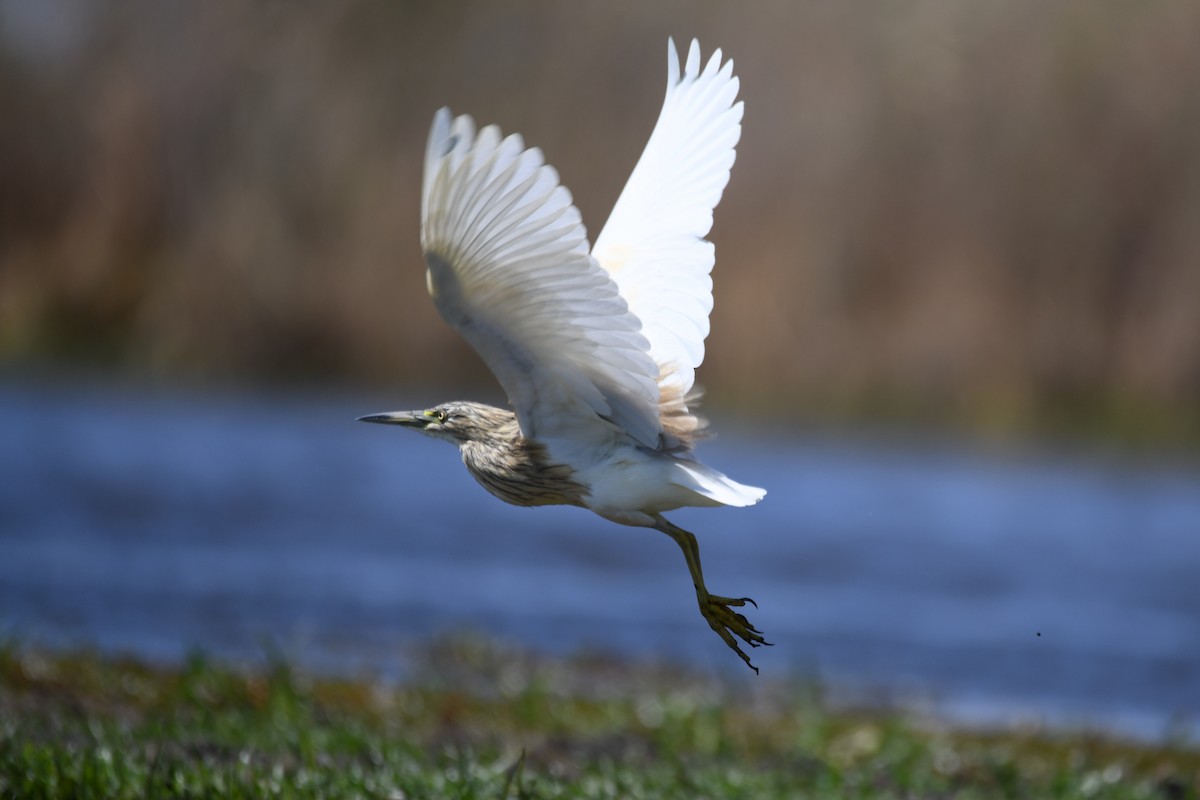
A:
[2,0,1199,444]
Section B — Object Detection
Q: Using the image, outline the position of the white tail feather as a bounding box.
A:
[672,460,765,507]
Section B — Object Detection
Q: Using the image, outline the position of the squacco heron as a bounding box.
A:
[361,39,769,671]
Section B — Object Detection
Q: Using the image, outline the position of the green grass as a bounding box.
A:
[1,638,1196,799]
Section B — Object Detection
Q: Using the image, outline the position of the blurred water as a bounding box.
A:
[1,379,1198,738]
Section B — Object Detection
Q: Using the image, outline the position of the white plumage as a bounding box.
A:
[593,39,744,401]
[422,38,761,508]
[367,38,769,671]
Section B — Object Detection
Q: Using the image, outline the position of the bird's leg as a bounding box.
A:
[652,515,771,673]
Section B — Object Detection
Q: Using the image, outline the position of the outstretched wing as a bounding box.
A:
[592,38,743,400]
[421,108,664,448]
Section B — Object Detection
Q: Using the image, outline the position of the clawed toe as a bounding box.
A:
[700,594,771,673]
[711,594,759,610]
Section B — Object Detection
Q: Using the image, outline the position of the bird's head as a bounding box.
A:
[357,400,514,446]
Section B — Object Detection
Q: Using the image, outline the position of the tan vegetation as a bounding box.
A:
[1,1,1198,441]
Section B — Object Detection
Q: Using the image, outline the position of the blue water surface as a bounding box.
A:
[1,378,1197,738]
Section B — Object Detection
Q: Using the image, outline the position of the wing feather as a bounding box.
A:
[592,39,743,402]
[421,108,664,448]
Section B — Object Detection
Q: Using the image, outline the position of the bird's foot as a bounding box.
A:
[699,593,771,674]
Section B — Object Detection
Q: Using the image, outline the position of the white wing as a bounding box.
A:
[421,108,665,448]
[592,38,743,399]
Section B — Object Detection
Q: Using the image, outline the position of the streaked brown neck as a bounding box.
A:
[457,409,587,508]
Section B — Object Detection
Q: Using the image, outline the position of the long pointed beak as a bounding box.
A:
[357,410,426,427]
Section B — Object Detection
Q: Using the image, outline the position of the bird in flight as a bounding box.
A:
[361,38,768,671]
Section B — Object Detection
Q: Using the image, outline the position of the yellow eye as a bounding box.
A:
[434,409,448,423]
